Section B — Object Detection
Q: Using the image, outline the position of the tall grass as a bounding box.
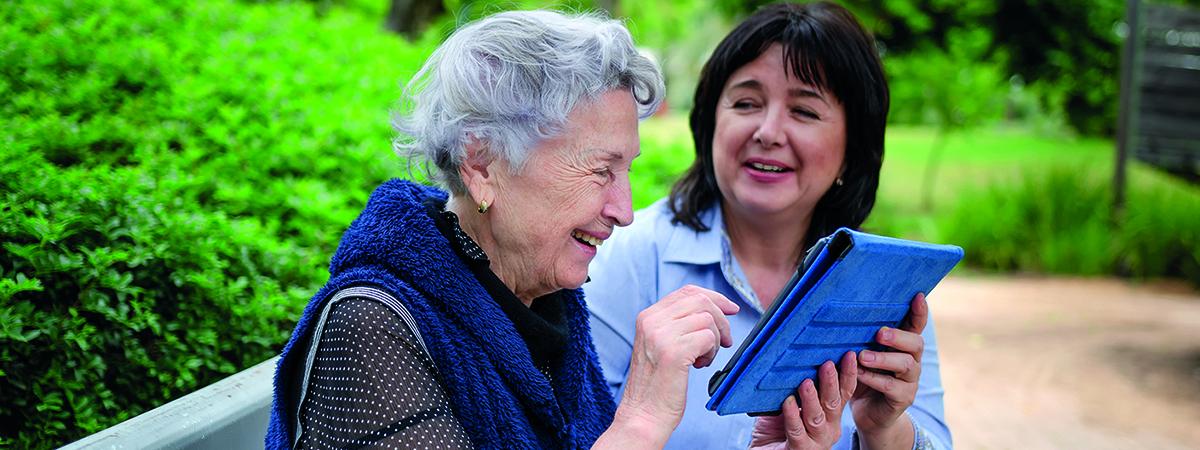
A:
[933,165,1199,283]
[941,166,1115,275]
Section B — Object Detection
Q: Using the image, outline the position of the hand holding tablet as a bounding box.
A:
[706,228,963,416]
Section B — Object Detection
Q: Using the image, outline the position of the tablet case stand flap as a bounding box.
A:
[705,228,963,416]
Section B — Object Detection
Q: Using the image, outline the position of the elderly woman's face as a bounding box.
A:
[488,89,639,294]
[712,44,846,221]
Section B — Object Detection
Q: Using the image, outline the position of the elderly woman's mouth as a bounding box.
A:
[571,230,604,247]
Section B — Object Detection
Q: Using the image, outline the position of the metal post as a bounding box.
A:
[1114,0,1141,218]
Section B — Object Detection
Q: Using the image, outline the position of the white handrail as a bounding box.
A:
[61,356,278,450]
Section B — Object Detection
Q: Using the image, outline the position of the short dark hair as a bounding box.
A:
[669,1,889,249]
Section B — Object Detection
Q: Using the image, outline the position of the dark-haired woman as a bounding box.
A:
[584,2,948,449]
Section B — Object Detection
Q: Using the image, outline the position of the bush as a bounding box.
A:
[2,0,430,246]
[939,165,1200,284]
[0,0,430,445]
[884,29,1007,130]
[0,152,313,446]
[841,0,1123,136]
[1118,175,1200,282]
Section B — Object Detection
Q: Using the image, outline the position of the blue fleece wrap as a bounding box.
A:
[265,179,617,449]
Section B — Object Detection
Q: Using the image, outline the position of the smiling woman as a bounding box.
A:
[711,43,848,265]
[453,89,640,302]
[586,3,948,450]
[263,9,779,450]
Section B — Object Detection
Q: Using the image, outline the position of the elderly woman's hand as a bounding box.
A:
[850,293,928,449]
[605,285,739,446]
[748,352,857,450]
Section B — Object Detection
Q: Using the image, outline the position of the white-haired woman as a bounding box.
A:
[265,10,854,450]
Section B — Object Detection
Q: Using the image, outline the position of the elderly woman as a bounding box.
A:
[586,3,949,450]
[265,10,854,450]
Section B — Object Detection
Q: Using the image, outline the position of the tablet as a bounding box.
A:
[705,228,963,416]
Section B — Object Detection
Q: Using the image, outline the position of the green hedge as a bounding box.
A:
[0,152,310,445]
[940,166,1200,283]
[0,0,429,445]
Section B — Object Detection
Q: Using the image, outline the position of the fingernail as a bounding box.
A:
[880,327,893,341]
[861,351,876,362]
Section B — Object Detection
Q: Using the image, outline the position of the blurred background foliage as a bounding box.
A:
[1,0,1198,447]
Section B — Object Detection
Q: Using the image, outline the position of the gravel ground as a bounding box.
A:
[930,275,1200,450]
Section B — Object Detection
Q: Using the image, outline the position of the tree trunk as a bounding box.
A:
[386,0,446,38]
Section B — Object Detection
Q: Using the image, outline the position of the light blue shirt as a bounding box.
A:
[584,199,951,450]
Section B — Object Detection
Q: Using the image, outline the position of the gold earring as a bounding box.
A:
[835,177,844,186]
[477,200,489,214]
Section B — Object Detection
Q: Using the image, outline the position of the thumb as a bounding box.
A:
[903,293,928,333]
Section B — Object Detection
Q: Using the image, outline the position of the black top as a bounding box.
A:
[424,198,570,375]
[294,199,572,449]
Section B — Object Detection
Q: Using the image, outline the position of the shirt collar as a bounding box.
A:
[658,201,767,312]
[661,201,724,265]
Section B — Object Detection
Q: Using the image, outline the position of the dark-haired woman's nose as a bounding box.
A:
[752,108,785,149]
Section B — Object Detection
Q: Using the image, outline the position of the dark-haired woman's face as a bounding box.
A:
[711,44,846,222]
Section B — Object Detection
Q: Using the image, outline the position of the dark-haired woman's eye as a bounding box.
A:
[732,100,759,110]
[792,108,820,120]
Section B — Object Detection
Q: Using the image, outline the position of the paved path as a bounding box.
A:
[931,276,1200,450]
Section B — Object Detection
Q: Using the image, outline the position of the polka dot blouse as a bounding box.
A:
[294,200,570,449]
[295,298,473,449]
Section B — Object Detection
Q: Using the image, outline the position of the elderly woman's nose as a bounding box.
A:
[603,180,634,227]
[752,106,786,148]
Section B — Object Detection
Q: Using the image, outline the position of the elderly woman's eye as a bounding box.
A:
[593,168,614,181]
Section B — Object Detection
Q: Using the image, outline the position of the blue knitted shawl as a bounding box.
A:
[265,180,616,449]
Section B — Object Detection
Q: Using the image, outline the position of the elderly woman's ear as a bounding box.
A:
[458,136,497,212]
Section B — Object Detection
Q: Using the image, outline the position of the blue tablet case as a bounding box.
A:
[705,228,963,416]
